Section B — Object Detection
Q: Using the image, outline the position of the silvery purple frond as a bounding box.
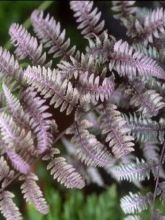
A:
[9,23,48,65]
[31,10,78,59]
[0,1,164,219]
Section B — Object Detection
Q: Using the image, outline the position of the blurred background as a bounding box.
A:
[0,1,161,220]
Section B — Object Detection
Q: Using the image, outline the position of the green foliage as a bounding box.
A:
[26,185,123,220]
[0,1,42,45]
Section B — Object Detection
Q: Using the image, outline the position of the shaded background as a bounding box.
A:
[0,1,162,220]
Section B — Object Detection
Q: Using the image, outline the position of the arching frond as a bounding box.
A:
[9,23,49,66]
[70,1,106,39]
[109,40,165,80]
[21,173,49,214]
[121,192,153,214]
[99,104,135,158]
[31,10,78,60]
[23,66,80,115]
[0,191,22,220]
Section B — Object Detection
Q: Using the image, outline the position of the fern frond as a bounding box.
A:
[85,32,115,61]
[0,191,22,220]
[70,120,111,167]
[6,150,30,175]
[0,47,21,81]
[9,23,49,66]
[134,8,165,45]
[121,192,153,214]
[20,173,49,214]
[123,113,165,143]
[70,1,105,39]
[110,158,151,182]
[31,10,78,59]
[99,104,134,158]
[0,112,34,151]
[2,83,30,129]
[109,40,165,80]
[58,55,115,103]
[23,66,79,115]
[0,157,14,183]
[45,150,85,189]
[23,88,55,154]
[130,88,165,117]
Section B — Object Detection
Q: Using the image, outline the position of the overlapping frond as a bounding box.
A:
[9,23,49,66]
[20,173,49,214]
[109,40,165,80]
[70,1,106,39]
[31,10,78,59]
[70,120,111,167]
[99,104,134,158]
[0,191,22,220]
[58,55,115,103]
[23,88,55,154]
[121,192,153,214]
[23,66,79,115]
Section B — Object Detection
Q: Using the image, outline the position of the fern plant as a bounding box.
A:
[0,1,164,219]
